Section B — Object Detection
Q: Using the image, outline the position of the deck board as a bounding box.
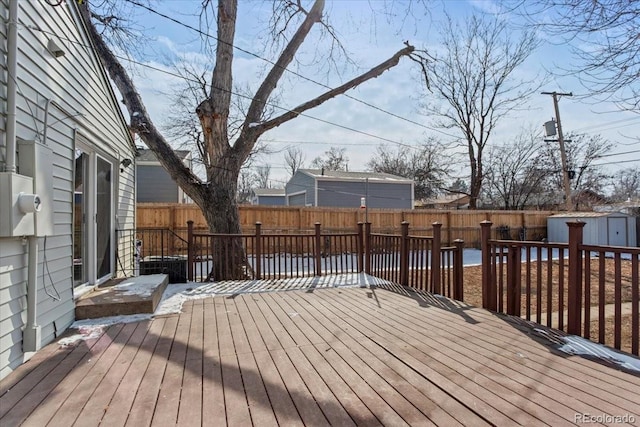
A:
[2,281,640,426]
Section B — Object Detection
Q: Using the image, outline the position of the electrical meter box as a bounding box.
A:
[0,172,35,236]
[18,140,54,236]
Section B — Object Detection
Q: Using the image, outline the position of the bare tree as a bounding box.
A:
[515,0,640,111]
[80,0,414,279]
[254,165,271,188]
[284,146,306,177]
[541,133,613,207]
[367,140,449,200]
[611,168,640,202]
[411,13,540,208]
[483,131,549,210]
[311,146,349,171]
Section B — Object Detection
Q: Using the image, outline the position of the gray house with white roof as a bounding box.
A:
[136,149,192,203]
[285,169,414,209]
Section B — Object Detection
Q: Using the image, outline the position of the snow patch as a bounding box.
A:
[557,335,640,373]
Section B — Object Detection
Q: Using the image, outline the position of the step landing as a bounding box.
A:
[75,274,169,320]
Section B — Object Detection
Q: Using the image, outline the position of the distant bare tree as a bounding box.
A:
[367,140,449,199]
[541,133,613,206]
[610,168,640,202]
[284,146,306,177]
[411,13,540,208]
[311,146,349,171]
[483,131,549,210]
[254,164,271,188]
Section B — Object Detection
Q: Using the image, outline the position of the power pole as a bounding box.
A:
[542,91,573,211]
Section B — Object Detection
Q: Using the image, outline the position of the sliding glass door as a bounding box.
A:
[73,144,114,288]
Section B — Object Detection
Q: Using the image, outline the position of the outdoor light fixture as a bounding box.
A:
[120,158,132,172]
[46,38,65,58]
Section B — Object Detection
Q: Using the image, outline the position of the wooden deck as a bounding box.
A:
[2,282,639,426]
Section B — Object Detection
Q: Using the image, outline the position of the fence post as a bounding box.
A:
[453,239,464,301]
[400,221,410,286]
[567,221,585,335]
[187,220,194,282]
[255,222,262,280]
[481,221,495,311]
[314,222,322,276]
[506,243,521,316]
[431,222,442,294]
[365,222,371,274]
[357,222,364,273]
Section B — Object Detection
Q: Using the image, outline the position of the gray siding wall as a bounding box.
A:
[0,1,135,379]
[547,215,636,246]
[288,193,307,206]
[257,195,286,206]
[285,172,316,206]
[137,165,179,203]
[317,181,412,209]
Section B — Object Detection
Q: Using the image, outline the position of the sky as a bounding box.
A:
[120,0,640,189]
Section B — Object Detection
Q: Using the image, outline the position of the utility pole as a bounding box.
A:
[542,91,573,211]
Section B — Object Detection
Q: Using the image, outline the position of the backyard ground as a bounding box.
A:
[462,258,637,354]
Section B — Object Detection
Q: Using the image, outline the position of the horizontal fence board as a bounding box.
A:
[136,204,555,246]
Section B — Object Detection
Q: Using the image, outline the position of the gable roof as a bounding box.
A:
[137,149,191,162]
[298,169,413,183]
[253,188,286,197]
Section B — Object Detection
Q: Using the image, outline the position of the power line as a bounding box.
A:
[595,149,640,159]
[123,0,462,140]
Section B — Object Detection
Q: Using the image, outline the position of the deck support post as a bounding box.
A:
[567,221,585,335]
[481,221,495,311]
[314,222,322,276]
[453,239,464,301]
[431,222,442,294]
[364,222,371,275]
[506,243,521,316]
[357,222,364,273]
[255,222,262,280]
[187,220,194,282]
[400,221,410,286]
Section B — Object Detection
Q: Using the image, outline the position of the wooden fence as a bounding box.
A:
[137,203,554,247]
[481,220,639,356]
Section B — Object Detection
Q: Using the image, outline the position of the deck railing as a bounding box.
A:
[481,220,639,356]
[186,220,464,300]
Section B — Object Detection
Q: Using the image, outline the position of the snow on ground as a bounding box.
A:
[58,273,380,347]
[558,335,640,373]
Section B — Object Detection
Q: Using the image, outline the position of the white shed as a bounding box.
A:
[547,212,637,247]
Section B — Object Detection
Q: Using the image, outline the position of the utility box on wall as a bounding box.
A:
[0,172,36,237]
[18,140,54,236]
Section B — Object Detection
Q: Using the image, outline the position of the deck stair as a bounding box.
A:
[75,274,168,319]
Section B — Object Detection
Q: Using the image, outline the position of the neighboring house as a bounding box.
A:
[251,188,286,206]
[547,212,637,247]
[136,149,192,203]
[418,194,470,210]
[285,169,414,209]
[0,1,136,379]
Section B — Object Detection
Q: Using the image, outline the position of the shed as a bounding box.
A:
[547,212,637,247]
[285,169,414,209]
[251,188,286,206]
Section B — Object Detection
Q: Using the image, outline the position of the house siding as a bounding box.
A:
[317,180,412,209]
[137,164,179,203]
[0,1,135,379]
[257,195,286,206]
[285,171,316,206]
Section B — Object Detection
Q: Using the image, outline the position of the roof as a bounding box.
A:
[549,212,631,218]
[253,188,286,196]
[136,149,191,162]
[298,169,413,183]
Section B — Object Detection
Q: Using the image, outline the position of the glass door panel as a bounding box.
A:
[96,156,112,280]
[73,151,88,287]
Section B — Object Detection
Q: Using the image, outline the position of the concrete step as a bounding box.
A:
[75,274,169,320]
